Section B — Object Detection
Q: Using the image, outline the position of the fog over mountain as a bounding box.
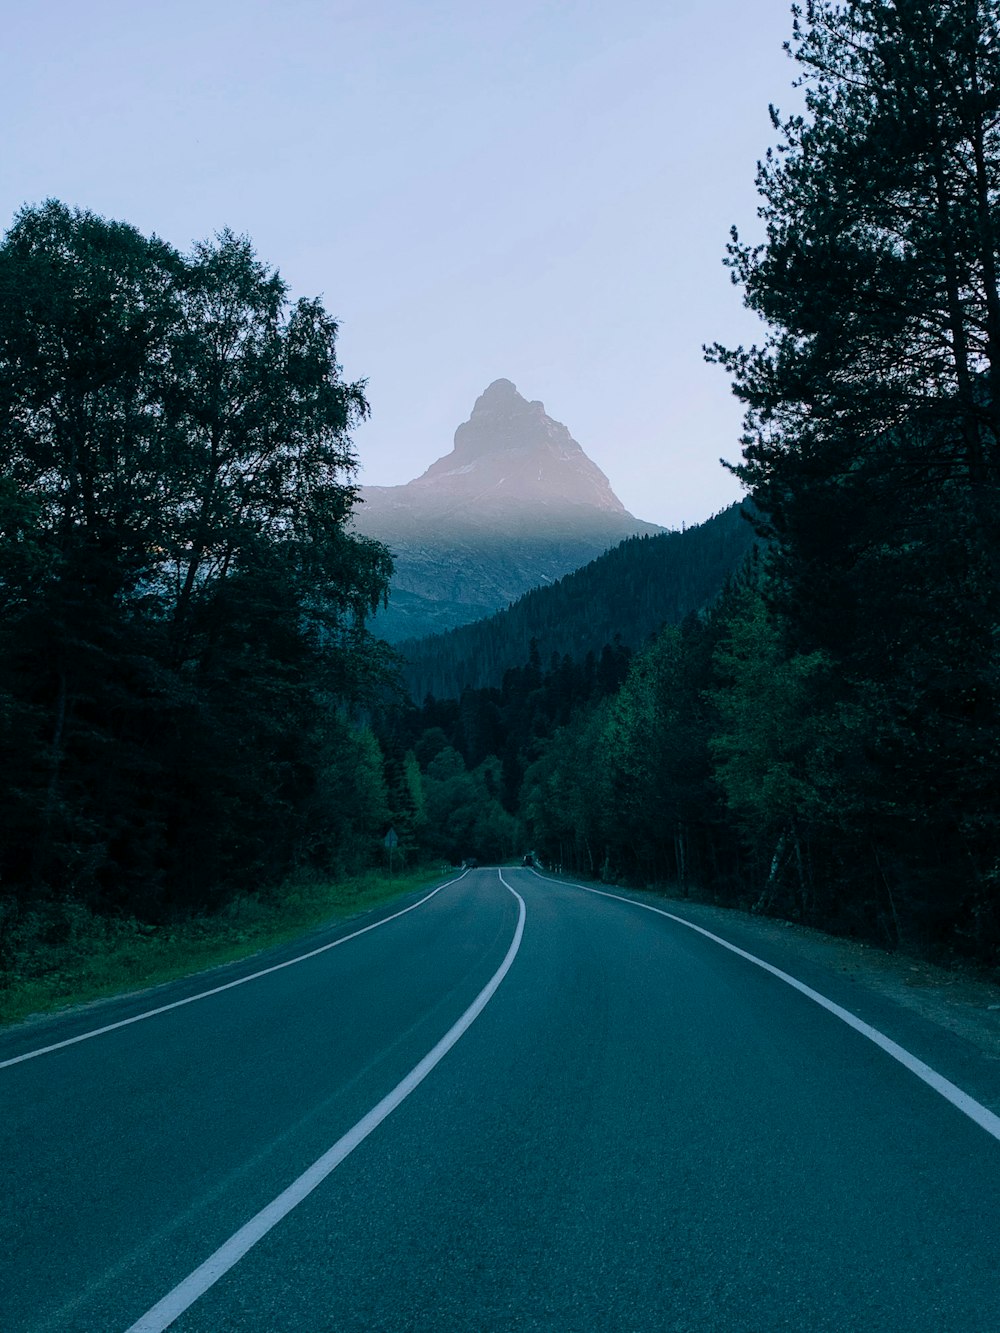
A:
[353,379,662,642]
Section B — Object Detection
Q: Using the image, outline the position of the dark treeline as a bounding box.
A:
[400,504,755,700]
[374,637,634,866]
[385,0,1000,965]
[0,202,400,958]
[521,0,1000,962]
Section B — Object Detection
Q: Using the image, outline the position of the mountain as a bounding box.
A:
[400,503,758,701]
[352,379,662,641]
[400,376,629,512]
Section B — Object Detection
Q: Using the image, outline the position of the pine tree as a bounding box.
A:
[710,0,1000,953]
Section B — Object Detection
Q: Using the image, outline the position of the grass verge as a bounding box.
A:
[0,866,446,1030]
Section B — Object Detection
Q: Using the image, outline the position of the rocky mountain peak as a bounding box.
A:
[351,379,661,642]
[408,378,627,513]
[476,377,522,404]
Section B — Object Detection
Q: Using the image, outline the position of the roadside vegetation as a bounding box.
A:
[0,867,440,1028]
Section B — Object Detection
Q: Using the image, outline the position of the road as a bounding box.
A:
[2,867,1000,1332]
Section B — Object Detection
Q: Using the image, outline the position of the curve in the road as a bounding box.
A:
[545,871,1000,1145]
[0,872,471,1071]
[124,872,526,1333]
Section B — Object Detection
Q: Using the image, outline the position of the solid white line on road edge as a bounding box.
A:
[531,870,1000,1147]
[124,873,526,1333]
[0,873,470,1072]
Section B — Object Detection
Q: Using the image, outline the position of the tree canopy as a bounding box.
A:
[0,201,394,932]
[699,0,1000,952]
[508,0,1000,961]
[711,0,1000,514]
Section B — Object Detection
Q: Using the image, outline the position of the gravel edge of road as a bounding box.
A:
[665,892,1000,1061]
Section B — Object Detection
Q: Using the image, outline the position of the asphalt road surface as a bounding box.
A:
[3,867,1000,1332]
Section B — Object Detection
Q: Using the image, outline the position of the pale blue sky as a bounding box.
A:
[3,1,798,527]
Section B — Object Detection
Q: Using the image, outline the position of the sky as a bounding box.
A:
[3,0,800,529]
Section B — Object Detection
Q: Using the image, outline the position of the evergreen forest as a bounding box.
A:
[3,0,1000,984]
[398,503,756,700]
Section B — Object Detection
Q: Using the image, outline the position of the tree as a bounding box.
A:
[417,746,518,863]
[522,702,613,875]
[710,0,1000,538]
[0,201,393,920]
[709,0,1000,955]
[710,586,831,917]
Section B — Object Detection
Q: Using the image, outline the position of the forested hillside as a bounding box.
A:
[374,635,637,866]
[400,503,755,700]
[382,0,1000,967]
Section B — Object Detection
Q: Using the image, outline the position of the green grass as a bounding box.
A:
[0,866,447,1030]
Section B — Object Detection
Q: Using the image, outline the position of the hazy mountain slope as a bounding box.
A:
[352,379,661,642]
[400,503,757,701]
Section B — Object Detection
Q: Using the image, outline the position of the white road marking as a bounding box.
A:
[0,873,469,1071]
[125,872,525,1333]
[532,870,1000,1146]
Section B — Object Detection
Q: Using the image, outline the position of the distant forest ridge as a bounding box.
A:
[400,504,757,701]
